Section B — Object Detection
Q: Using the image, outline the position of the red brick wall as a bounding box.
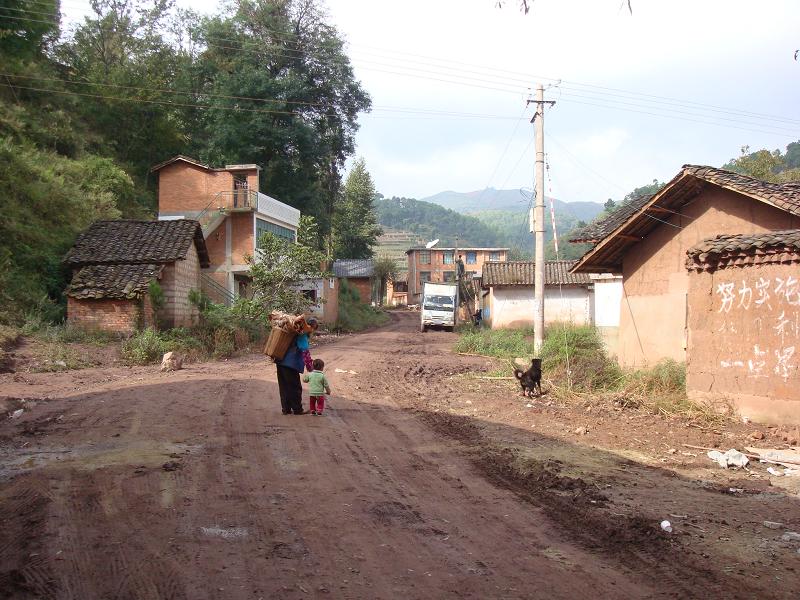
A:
[67,296,154,333]
[231,213,254,264]
[157,162,259,214]
[407,248,507,300]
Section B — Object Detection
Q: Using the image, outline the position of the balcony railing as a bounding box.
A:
[195,189,301,232]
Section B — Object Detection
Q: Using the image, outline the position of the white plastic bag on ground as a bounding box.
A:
[707,449,749,469]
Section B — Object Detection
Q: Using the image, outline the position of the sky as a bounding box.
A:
[59,0,800,206]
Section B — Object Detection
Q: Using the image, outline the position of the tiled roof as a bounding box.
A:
[64,220,209,268]
[66,264,164,299]
[571,165,800,274]
[406,247,509,253]
[682,165,800,215]
[569,195,653,243]
[482,260,591,287]
[333,259,374,278]
[150,155,211,172]
[686,230,800,272]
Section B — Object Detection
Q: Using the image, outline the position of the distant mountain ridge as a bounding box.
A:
[419,188,604,223]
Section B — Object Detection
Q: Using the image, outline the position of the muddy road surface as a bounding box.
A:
[1,312,797,599]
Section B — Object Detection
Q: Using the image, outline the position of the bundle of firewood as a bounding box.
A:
[268,311,308,333]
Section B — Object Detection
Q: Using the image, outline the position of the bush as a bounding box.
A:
[540,323,623,391]
[334,280,390,332]
[121,328,167,365]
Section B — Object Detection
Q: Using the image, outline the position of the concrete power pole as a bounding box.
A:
[530,84,554,355]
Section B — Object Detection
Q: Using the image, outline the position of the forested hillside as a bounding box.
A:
[376,196,499,247]
[0,0,370,323]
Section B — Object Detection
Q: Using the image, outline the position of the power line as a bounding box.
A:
[6,6,800,137]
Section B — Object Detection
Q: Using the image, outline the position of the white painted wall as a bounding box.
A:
[591,275,623,327]
[487,286,592,328]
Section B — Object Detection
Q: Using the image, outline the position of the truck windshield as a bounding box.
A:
[423,295,454,311]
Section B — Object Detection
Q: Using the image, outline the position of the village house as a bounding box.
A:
[571,165,800,371]
[685,230,800,424]
[333,259,375,304]
[480,260,594,328]
[64,219,209,333]
[151,155,300,303]
[406,246,509,304]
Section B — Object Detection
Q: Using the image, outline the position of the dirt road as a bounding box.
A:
[1,312,798,599]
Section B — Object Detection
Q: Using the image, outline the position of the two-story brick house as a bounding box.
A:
[406,246,509,304]
[151,155,300,301]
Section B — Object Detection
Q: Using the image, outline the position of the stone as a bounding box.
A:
[781,531,800,542]
[160,351,183,372]
[763,521,784,530]
[574,427,588,436]
[749,430,765,440]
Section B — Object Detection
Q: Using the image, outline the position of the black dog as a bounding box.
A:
[513,358,542,397]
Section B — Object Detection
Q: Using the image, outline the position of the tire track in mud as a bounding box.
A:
[369,315,764,599]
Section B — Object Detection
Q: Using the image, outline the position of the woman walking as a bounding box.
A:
[275,317,318,415]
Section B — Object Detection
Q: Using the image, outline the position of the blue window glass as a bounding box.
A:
[256,218,295,242]
[466,252,477,264]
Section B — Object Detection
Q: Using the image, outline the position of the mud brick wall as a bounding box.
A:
[67,296,154,333]
[159,246,201,328]
[347,277,373,304]
[618,188,800,368]
[688,262,800,425]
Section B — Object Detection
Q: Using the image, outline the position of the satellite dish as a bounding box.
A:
[425,239,439,248]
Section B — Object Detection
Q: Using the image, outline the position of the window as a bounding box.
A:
[466,251,477,265]
[302,289,317,302]
[489,251,500,261]
[443,271,455,283]
[443,251,454,264]
[256,218,295,242]
[419,250,431,264]
[419,271,431,283]
[394,281,408,292]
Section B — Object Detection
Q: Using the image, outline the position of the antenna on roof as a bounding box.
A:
[425,239,439,248]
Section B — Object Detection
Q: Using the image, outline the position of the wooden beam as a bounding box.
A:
[646,206,672,213]
[617,234,640,241]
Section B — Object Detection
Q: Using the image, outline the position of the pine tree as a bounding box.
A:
[333,158,383,258]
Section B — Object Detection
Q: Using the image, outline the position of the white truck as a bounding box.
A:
[420,282,458,332]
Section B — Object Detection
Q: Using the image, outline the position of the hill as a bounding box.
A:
[375,196,595,261]
[376,197,499,248]
[419,188,605,223]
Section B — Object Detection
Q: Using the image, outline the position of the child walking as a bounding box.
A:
[303,358,331,416]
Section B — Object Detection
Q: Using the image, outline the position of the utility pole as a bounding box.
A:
[454,235,459,327]
[529,84,555,355]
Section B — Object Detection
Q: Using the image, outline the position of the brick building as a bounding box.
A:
[151,155,300,300]
[571,165,800,368]
[406,246,508,304]
[686,230,800,425]
[333,259,375,304]
[64,220,209,333]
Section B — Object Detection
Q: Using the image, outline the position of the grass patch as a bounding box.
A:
[30,342,93,372]
[453,326,536,359]
[21,315,120,345]
[333,280,390,332]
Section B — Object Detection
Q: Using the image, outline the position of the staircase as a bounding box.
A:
[201,274,235,307]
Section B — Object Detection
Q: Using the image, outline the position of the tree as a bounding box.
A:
[723,145,800,183]
[246,232,327,316]
[603,198,616,211]
[333,158,382,258]
[622,179,664,204]
[372,256,398,306]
